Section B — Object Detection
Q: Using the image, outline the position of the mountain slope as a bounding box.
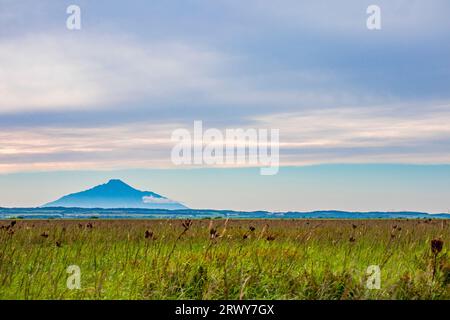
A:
[42,179,188,210]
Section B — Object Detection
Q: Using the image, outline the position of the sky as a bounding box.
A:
[0,1,449,212]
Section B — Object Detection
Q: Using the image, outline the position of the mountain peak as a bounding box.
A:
[42,179,188,210]
[107,179,126,184]
[103,179,135,189]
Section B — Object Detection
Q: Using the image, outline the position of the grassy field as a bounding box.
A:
[0,219,449,300]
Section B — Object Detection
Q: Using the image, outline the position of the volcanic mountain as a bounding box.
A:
[42,179,188,210]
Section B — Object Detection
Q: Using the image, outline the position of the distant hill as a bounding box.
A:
[42,179,188,210]
[1,207,449,220]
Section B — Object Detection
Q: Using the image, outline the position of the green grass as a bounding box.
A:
[0,219,449,299]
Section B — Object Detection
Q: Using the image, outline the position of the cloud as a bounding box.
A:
[0,30,405,118]
[259,103,450,165]
[0,32,223,113]
[0,102,449,173]
[142,195,176,204]
[221,0,450,36]
[0,32,354,117]
[1,1,449,174]
[0,122,177,173]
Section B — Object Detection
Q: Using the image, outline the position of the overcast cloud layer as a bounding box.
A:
[1,0,450,173]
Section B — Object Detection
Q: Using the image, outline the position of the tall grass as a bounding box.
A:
[0,219,448,299]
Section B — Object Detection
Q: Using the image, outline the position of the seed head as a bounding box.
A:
[144,230,154,239]
[209,228,218,239]
[182,219,192,231]
[431,239,444,255]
